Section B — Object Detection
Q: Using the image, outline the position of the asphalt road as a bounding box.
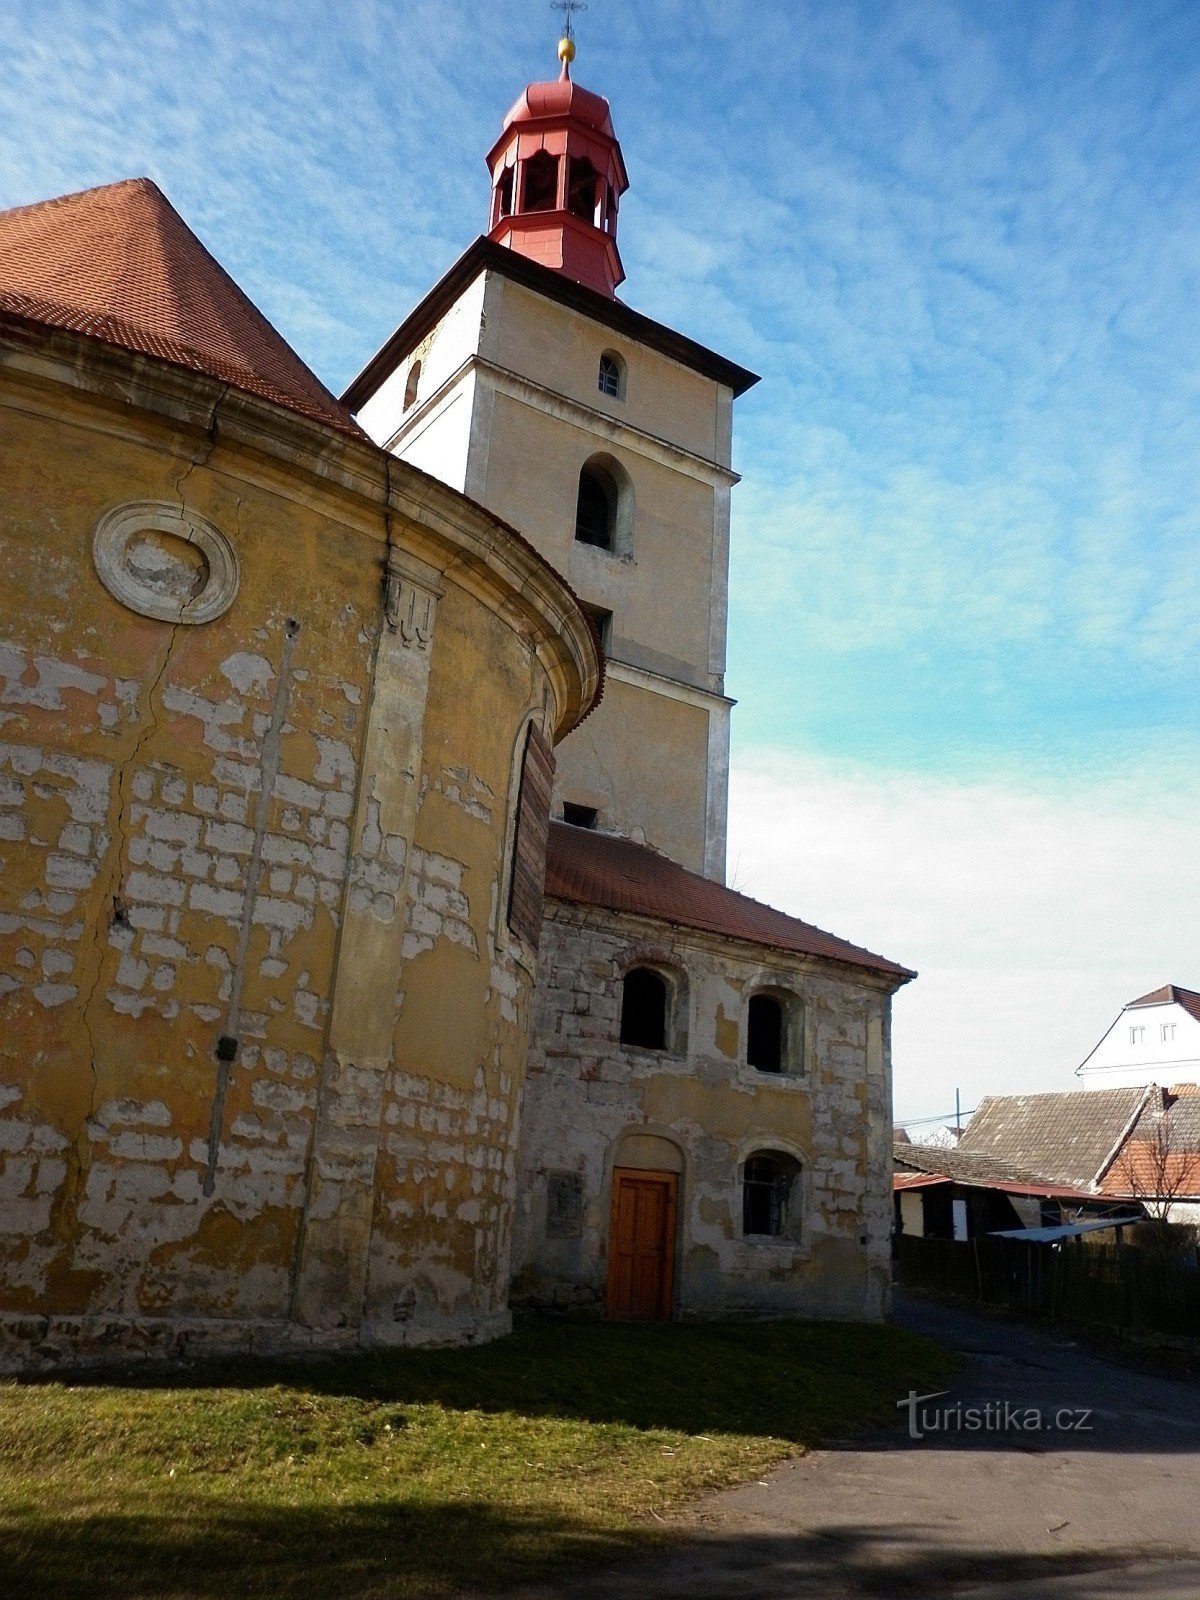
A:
[519,1293,1200,1599]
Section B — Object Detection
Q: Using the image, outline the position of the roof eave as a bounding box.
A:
[341,236,760,414]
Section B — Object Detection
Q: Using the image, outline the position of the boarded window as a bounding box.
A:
[546,1171,584,1238]
[507,721,555,948]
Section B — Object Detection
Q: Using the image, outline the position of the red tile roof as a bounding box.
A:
[1128,984,1200,1025]
[0,178,361,438]
[544,823,915,980]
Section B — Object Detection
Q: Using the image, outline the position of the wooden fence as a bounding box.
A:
[897,1233,1200,1340]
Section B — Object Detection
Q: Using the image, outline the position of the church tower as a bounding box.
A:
[343,35,757,880]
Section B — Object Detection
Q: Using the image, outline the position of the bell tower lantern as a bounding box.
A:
[485,34,629,299]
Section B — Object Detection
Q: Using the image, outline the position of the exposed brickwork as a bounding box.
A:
[512,902,896,1321]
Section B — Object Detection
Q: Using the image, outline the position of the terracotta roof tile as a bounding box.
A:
[957,1088,1148,1189]
[0,178,362,438]
[544,823,915,980]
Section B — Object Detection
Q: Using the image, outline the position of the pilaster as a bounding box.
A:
[291,548,444,1329]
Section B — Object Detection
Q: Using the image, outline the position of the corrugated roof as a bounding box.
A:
[544,823,915,980]
[0,178,362,438]
[1128,983,1200,1025]
[956,1088,1148,1189]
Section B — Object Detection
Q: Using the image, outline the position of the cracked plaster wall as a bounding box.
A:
[512,904,896,1322]
[0,365,552,1364]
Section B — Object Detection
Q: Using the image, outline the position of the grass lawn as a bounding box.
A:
[0,1316,953,1599]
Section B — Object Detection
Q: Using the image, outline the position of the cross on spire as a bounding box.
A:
[551,0,587,43]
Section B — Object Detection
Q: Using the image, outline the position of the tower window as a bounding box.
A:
[575,463,616,549]
[598,352,625,400]
[620,967,668,1051]
[522,151,559,212]
[497,166,514,218]
[568,157,599,220]
[747,994,784,1073]
[582,603,612,653]
[742,1152,802,1239]
[403,359,421,412]
[573,455,632,554]
[562,802,598,829]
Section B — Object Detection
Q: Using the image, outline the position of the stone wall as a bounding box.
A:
[512,901,898,1321]
[0,327,596,1367]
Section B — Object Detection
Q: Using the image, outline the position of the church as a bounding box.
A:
[0,35,912,1364]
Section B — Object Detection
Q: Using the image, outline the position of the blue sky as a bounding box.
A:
[3,0,1198,1124]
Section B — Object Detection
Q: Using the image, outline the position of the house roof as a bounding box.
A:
[1128,984,1200,1025]
[956,1088,1148,1189]
[340,236,760,414]
[1098,1089,1200,1200]
[0,178,362,439]
[544,823,915,981]
[892,1139,1108,1202]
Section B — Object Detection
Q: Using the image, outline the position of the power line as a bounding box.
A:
[896,1106,979,1128]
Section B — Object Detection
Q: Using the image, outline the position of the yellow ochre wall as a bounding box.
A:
[0,331,593,1363]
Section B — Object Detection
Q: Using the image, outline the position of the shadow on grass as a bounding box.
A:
[20,1317,949,1448]
[0,1502,1182,1600]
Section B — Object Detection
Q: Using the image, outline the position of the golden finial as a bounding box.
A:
[552,0,585,75]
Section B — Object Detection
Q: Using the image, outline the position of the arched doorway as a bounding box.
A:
[605,1133,682,1321]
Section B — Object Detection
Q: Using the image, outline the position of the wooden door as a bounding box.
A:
[605,1167,677,1320]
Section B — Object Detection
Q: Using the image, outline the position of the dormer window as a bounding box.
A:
[522,151,559,212]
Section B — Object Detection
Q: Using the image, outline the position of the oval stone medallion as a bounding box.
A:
[92,502,239,624]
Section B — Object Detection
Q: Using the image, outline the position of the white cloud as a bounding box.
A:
[726,746,1200,1127]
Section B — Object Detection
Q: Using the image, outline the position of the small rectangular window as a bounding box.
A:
[582,604,612,653]
[562,802,598,829]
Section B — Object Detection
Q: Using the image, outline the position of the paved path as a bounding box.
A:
[522,1295,1200,1599]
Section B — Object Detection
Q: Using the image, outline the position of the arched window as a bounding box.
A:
[742,1152,802,1238]
[497,166,514,219]
[747,994,784,1073]
[574,455,632,553]
[620,967,668,1051]
[598,352,625,400]
[403,360,421,412]
[568,156,599,220]
[522,151,559,212]
[575,462,617,548]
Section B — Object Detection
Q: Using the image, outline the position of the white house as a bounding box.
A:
[1077,985,1200,1092]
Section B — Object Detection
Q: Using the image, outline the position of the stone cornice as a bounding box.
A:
[386,354,741,488]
